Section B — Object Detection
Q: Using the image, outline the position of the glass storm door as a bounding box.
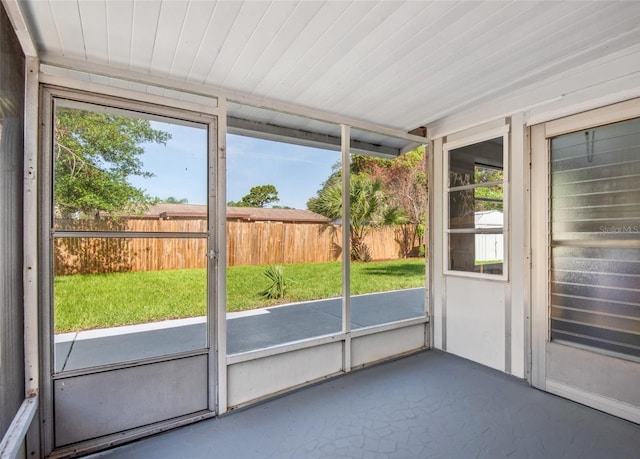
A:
[42,87,217,452]
[531,103,640,424]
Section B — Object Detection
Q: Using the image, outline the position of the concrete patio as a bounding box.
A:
[55,288,425,371]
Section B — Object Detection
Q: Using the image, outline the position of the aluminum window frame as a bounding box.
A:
[443,124,510,281]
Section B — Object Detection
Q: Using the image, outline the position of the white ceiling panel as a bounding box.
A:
[148,1,189,75]
[204,1,272,86]
[234,1,325,91]
[248,1,352,96]
[186,1,242,83]
[169,1,217,77]
[130,1,162,70]
[17,0,640,138]
[220,1,298,88]
[105,0,134,65]
[48,0,83,58]
[77,0,108,62]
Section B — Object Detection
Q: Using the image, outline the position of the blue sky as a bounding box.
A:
[132,121,339,209]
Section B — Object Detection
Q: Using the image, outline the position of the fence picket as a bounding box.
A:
[54,219,416,275]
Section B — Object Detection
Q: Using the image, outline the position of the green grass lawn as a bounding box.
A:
[54,258,425,333]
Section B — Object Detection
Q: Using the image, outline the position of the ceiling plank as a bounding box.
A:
[170,1,217,78]
[130,0,162,70]
[187,1,242,83]
[149,0,189,75]
[78,0,108,63]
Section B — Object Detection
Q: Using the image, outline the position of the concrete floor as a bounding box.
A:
[91,350,640,459]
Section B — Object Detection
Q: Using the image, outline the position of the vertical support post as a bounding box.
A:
[509,113,528,378]
[424,143,432,349]
[529,123,548,390]
[23,55,40,458]
[214,98,228,414]
[431,137,445,351]
[341,124,351,373]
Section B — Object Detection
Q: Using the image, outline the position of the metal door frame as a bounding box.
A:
[38,84,221,457]
[530,98,640,423]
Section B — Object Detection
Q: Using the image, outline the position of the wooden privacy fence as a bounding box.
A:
[54,219,417,275]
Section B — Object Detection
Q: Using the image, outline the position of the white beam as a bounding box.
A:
[215,98,228,415]
[341,124,352,373]
[228,117,401,157]
[1,0,37,57]
[39,54,429,145]
[0,396,38,459]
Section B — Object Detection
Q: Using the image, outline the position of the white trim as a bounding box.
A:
[529,123,549,390]
[341,124,352,373]
[527,90,640,128]
[543,97,640,138]
[431,137,445,350]
[508,113,529,380]
[39,55,428,146]
[443,124,510,151]
[350,317,428,339]
[226,316,429,365]
[23,56,39,403]
[215,98,227,415]
[39,72,220,117]
[443,130,510,282]
[53,317,207,343]
[227,333,347,365]
[48,410,215,459]
[1,0,37,57]
[0,396,38,459]
[546,379,640,425]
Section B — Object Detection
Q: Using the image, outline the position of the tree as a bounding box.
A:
[162,196,189,204]
[229,184,280,208]
[351,147,428,257]
[54,107,171,218]
[308,173,406,261]
[473,168,503,211]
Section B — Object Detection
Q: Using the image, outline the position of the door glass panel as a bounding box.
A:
[550,117,640,359]
[52,100,209,372]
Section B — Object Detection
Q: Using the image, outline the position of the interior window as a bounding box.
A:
[446,136,506,276]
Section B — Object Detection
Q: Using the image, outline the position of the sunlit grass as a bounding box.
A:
[54,258,425,333]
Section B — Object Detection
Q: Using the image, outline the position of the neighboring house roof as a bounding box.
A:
[137,203,329,223]
[226,206,330,223]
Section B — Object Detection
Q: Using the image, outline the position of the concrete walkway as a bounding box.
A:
[90,350,640,459]
[55,288,425,372]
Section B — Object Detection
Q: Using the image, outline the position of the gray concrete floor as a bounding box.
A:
[91,350,640,459]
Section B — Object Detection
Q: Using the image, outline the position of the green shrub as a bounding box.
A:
[260,265,288,299]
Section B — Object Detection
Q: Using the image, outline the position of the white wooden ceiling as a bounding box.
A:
[16,0,640,139]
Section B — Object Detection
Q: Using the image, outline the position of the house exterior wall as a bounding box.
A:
[431,91,639,422]
[431,117,528,378]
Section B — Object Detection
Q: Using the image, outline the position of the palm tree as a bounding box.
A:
[309,173,407,261]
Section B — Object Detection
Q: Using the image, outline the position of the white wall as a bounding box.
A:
[431,117,528,378]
